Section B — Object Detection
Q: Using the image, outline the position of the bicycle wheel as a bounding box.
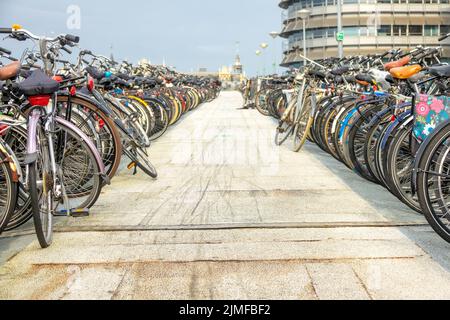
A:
[292,95,313,152]
[275,97,296,146]
[29,126,54,248]
[347,104,383,182]
[417,124,450,243]
[0,146,18,233]
[57,95,122,181]
[255,89,270,116]
[385,124,421,212]
[124,145,158,178]
[54,121,103,209]
[3,125,33,231]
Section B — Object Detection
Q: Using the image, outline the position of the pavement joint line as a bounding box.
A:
[351,266,374,300]
[0,221,430,239]
[21,256,422,268]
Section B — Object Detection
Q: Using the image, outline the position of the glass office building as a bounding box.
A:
[279,0,450,67]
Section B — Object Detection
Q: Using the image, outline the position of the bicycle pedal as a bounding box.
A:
[70,208,90,218]
[54,210,69,217]
[55,208,90,218]
[127,161,136,170]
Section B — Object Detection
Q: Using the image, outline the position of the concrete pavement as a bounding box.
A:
[1,91,450,300]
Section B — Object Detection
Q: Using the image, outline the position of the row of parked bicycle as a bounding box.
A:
[244,35,450,243]
[0,25,220,248]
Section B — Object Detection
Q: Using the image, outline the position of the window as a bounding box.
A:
[378,25,392,36]
[441,25,450,35]
[343,0,359,3]
[408,25,422,36]
[313,0,326,6]
[301,0,312,8]
[377,0,391,3]
[424,25,438,36]
[313,28,326,38]
[393,25,407,36]
[367,26,377,35]
[343,26,360,36]
[408,0,423,3]
[327,27,337,38]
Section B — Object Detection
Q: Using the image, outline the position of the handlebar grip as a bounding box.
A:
[399,52,409,58]
[415,50,433,61]
[439,34,449,41]
[65,34,80,43]
[380,51,390,59]
[61,46,72,54]
[0,28,12,34]
[411,48,426,57]
[0,47,11,55]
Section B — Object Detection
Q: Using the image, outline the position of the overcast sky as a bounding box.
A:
[0,0,283,75]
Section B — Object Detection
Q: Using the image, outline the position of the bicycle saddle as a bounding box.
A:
[112,77,129,87]
[116,72,131,81]
[101,75,113,83]
[389,65,422,79]
[428,65,450,78]
[308,70,326,79]
[144,78,157,88]
[344,75,356,83]
[133,77,145,85]
[356,73,374,84]
[385,74,395,84]
[78,86,92,96]
[86,66,104,80]
[270,79,287,85]
[19,69,33,79]
[330,66,350,76]
[18,69,60,96]
[384,56,411,71]
[0,61,20,81]
[407,72,427,83]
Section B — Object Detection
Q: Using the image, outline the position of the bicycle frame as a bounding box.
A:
[26,97,107,190]
[0,138,21,183]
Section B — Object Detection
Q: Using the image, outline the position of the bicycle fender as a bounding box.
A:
[55,117,107,178]
[411,119,450,195]
[58,92,114,117]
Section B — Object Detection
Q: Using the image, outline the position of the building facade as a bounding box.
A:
[279,0,450,67]
[218,54,246,89]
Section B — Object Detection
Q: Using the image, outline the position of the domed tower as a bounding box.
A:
[233,54,243,75]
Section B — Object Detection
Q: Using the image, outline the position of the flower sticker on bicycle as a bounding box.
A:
[430,98,445,114]
[416,101,430,117]
[414,94,450,142]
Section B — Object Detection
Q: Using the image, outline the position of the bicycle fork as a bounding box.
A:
[26,108,72,217]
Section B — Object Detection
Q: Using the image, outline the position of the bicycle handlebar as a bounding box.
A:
[64,34,79,44]
[0,47,11,55]
[439,33,450,41]
[61,46,72,54]
[0,28,12,34]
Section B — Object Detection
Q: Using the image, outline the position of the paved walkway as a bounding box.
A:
[1,91,450,299]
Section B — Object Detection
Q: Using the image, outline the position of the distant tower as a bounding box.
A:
[232,41,243,75]
[110,44,115,63]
